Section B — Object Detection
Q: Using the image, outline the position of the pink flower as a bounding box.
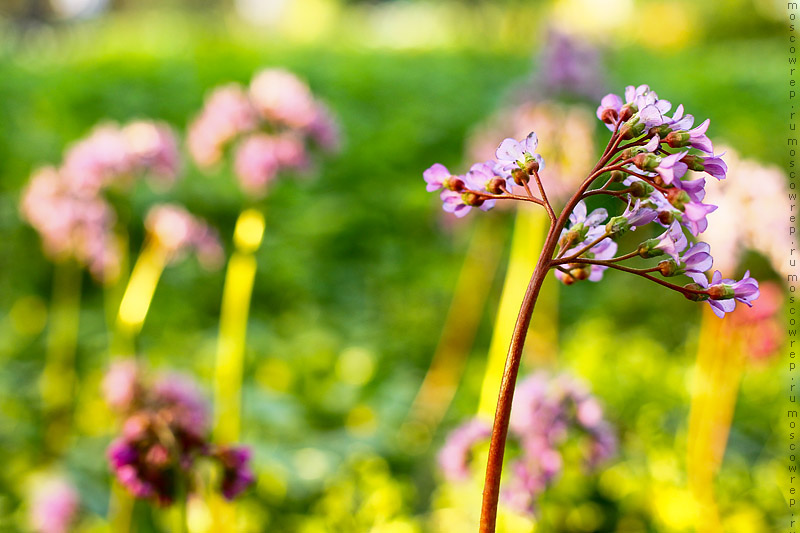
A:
[145,204,224,269]
[188,84,259,167]
[29,476,80,533]
[249,68,318,129]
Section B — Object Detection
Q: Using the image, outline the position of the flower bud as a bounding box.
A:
[681,154,705,172]
[708,284,735,300]
[444,176,465,192]
[605,215,629,236]
[665,131,690,148]
[570,266,590,281]
[600,107,618,124]
[629,180,654,198]
[560,273,576,285]
[609,170,625,183]
[667,188,690,211]
[658,211,675,225]
[633,153,659,171]
[486,177,506,195]
[619,104,634,122]
[650,124,672,138]
[658,259,678,277]
[524,158,540,175]
[637,239,664,259]
[511,167,529,186]
[621,120,645,140]
[461,192,484,207]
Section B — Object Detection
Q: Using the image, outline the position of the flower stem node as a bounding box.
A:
[665,131,691,148]
[682,284,710,301]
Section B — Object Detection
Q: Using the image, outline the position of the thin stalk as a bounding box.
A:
[41,259,82,456]
[213,208,265,443]
[478,132,629,533]
[112,239,169,356]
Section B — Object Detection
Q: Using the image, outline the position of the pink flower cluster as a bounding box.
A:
[104,361,254,504]
[188,68,340,196]
[20,121,180,281]
[29,476,80,533]
[145,204,224,270]
[439,372,616,514]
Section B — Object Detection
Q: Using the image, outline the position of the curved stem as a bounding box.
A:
[557,232,612,264]
[478,223,559,532]
[478,132,630,533]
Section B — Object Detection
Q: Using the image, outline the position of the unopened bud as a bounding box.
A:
[651,124,672,138]
[609,170,625,183]
[629,180,654,198]
[708,284,735,300]
[486,177,506,194]
[524,158,540,174]
[667,188,690,211]
[444,176,465,192]
[637,239,663,259]
[633,153,659,171]
[681,154,705,172]
[561,273,576,285]
[606,215,629,236]
[512,167,529,186]
[665,131,690,148]
[658,259,678,277]
[658,211,675,225]
[462,192,484,207]
[619,105,634,122]
[600,107,619,124]
[570,266,590,281]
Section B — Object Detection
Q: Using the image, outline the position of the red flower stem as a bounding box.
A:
[478,135,624,533]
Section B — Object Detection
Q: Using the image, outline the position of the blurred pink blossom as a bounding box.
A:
[29,476,80,533]
[188,84,259,167]
[249,68,318,129]
[145,204,224,270]
[703,146,792,277]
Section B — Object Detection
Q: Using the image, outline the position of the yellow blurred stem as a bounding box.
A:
[406,217,506,433]
[40,259,82,456]
[214,209,265,443]
[113,239,169,356]
[105,231,130,339]
[477,207,554,417]
[108,481,134,533]
[687,306,745,533]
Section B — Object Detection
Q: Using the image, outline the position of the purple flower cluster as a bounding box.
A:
[20,121,180,281]
[145,204,224,270]
[423,84,760,317]
[439,372,616,514]
[188,68,339,196]
[104,361,254,504]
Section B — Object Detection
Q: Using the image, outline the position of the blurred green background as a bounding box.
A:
[0,0,791,531]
